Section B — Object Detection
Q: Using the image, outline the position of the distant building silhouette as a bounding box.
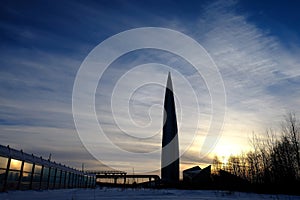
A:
[161,72,179,184]
[183,166,202,182]
[183,165,212,185]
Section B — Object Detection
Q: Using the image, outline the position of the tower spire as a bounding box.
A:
[161,72,179,184]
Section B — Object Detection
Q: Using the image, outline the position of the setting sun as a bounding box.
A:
[211,143,243,161]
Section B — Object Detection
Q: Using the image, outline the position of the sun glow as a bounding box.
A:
[213,145,233,158]
[211,143,243,162]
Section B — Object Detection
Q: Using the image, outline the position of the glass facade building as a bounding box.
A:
[0,144,96,191]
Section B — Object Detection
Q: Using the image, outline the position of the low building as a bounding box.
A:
[183,165,212,186]
[0,144,96,191]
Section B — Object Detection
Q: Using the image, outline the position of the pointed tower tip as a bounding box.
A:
[166,71,173,91]
[167,71,171,80]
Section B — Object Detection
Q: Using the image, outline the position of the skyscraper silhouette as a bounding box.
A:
[161,72,179,184]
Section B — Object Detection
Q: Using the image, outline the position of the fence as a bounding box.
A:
[0,144,96,191]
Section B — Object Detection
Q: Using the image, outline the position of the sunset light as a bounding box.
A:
[1,0,300,197]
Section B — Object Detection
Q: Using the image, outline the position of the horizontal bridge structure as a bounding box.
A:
[90,171,160,186]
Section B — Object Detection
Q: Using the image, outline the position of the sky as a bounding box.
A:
[1,0,300,174]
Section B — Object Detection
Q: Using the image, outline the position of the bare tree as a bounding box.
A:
[227,155,241,176]
[282,112,300,175]
[212,155,222,173]
[211,112,300,189]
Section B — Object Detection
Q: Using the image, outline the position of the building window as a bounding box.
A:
[0,156,8,169]
[9,159,22,171]
[20,162,33,190]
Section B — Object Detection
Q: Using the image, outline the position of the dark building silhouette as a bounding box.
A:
[183,166,201,182]
[183,165,212,186]
[161,72,179,184]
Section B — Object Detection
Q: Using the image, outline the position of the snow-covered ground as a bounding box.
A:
[0,188,299,200]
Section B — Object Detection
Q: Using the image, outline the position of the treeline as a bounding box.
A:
[212,112,300,193]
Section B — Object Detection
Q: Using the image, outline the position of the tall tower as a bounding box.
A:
[161,72,179,184]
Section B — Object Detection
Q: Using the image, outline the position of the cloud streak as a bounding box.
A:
[0,0,299,173]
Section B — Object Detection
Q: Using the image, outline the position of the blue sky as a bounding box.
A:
[1,0,300,173]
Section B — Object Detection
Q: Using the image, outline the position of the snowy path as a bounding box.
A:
[0,188,299,200]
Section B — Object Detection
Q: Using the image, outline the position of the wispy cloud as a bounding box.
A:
[186,0,300,157]
[0,0,299,173]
